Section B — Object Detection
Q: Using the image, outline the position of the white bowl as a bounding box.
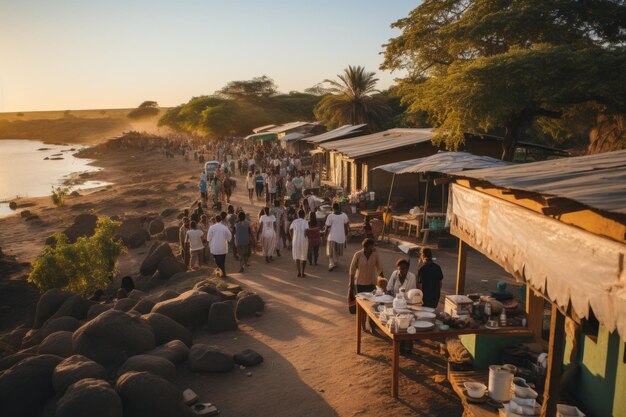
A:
[464,382,486,399]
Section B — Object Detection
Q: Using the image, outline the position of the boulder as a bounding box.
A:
[141,313,192,347]
[128,289,147,300]
[113,298,138,312]
[0,326,29,350]
[147,340,189,364]
[40,316,80,339]
[175,183,186,190]
[0,354,63,417]
[21,328,43,348]
[233,349,264,367]
[150,289,179,303]
[0,352,36,371]
[48,294,92,322]
[164,226,179,243]
[188,344,234,373]
[115,371,195,417]
[207,302,238,333]
[38,331,74,357]
[151,290,219,328]
[56,378,122,417]
[86,304,111,321]
[72,309,155,366]
[193,280,221,297]
[157,255,185,279]
[63,213,98,243]
[8,201,17,210]
[128,231,147,248]
[53,355,107,395]
[149,219,165,235]
[117,354,176,381]
[160,208,177,217]
[139,242,174,276]
[34,289,73,328]
[235,293,265,319]
[20,209,32,218]
[130,299,155,315]
[115,217,147,247]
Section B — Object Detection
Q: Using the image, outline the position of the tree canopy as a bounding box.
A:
[382,0,626,159]
[313,65,392,132]
[127,100,160,119]
[217,75,278,101]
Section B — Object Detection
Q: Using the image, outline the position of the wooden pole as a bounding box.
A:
[526,286,545,342]
[455,239,468,294]
[541,304,566,417]
[422,174,431,232]
[380,173,396,241]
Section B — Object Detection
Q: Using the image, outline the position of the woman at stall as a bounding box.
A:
[257,207,277,263]
[386,258,417,295]
[290,209,309,277]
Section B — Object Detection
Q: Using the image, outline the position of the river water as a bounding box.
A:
[0,139,110,216]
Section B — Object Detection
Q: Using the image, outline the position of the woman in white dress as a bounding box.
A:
[257,207,277,263]
[289,209,309,277]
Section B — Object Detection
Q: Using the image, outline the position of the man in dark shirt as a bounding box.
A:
[417,248,443,308]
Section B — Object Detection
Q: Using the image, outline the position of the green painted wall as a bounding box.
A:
[564,327,625,417]
[459,334,533,370]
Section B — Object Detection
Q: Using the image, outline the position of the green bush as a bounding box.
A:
[51,186,69,207]
[28,217,126,296]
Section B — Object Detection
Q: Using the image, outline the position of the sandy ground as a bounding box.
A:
[0,143,517,416]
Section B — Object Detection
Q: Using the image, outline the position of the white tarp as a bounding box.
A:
[448,184,626,339]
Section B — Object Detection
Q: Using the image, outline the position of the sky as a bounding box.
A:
[0,0,418,112]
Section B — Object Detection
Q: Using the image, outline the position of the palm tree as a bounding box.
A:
[314,65,391,131]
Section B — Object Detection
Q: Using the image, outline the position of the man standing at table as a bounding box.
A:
[324,203,349,271]
[207,214,232,278]
[417,248,444,308]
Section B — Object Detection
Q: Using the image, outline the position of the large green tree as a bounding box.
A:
[314,65,391,132]
[381,0,626,160]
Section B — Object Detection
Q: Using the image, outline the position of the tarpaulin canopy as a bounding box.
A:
[373,151,511,174]
[245,132,278,141]
[449,184,626,340]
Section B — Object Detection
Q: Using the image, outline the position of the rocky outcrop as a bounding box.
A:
[188,344,234,373]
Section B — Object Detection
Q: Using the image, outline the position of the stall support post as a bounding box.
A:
[526,287,545,342]
[380,173,396,241]
[541,304,565,417]
[455,239,467,294]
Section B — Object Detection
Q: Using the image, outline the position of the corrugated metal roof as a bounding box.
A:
[319,128,434,159]
[265,121,318,134]
[252,124,277,133]
[304,124,367,144]
[451,150,626,215]
[279,132,308,142]
[373,151,511,174]
[245,132,278,141]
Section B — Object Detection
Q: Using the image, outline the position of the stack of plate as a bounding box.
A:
[410,320,435,331]
[372,294,394,303]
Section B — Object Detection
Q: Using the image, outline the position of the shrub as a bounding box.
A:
[28,217,126,296]
[51,186,69,207]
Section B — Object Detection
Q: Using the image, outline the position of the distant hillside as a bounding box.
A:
[0,108,169,144]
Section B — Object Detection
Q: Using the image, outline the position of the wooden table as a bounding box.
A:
[355,298,530,399]
[391,214,423,237]
[448,368,499,417]
[360,209,383,219]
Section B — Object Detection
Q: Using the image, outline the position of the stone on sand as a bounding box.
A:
[164,226,179,242]
[141,312,193,347]
[151,290,219,329]
[147,340,189,364]
[56,378,122,417]
[62,213,98,243]
[157,255,185,280]
[208,302,238,333]
[160,208,177,217]
[234,349,264,367]
[149,219,165,235]
[139,242,174,276]
[117,354,176,381]
[72,309,155,366]
[38,331,74,357]
[115,371,195,417]
[34,289,73,328]
[188,344,234,373]
[0,354,63,417]
[235,292,265,319]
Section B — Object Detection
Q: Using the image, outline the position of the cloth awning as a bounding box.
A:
[245,133,278,141]
[448,184,626,340]
[374,151,511,174]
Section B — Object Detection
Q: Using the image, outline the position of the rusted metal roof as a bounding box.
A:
[304,124,367,144]
[374,151,511,174]
[451,150,626,215]
[319,128,434,159]
[265,121,318,134]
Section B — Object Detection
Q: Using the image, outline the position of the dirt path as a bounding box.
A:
[172,170,511,417]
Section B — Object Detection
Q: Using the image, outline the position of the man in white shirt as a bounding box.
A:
[245,171,256,203]
[185,221,205,270]
[207,215,232,277]
[324,203,349,271]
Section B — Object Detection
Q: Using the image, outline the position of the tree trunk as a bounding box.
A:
[502,120,519,161]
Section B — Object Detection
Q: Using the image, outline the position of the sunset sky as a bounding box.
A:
[0,0,417,112]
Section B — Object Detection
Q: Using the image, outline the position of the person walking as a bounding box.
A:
[234,211,254,273]
[207,214,232,278]
[257,207,277,263]
[270,199,286,257]
[185,221,205,270]
[255,170,265,201]
[179,217,190,268]
[324,203,349,271]
[246,171,255,204]
[290,209,309,278]
[417,248,444,308]
[305,212,321,266]
[266,169,277,206]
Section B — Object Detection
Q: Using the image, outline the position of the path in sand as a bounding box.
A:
[170,169,510,417]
